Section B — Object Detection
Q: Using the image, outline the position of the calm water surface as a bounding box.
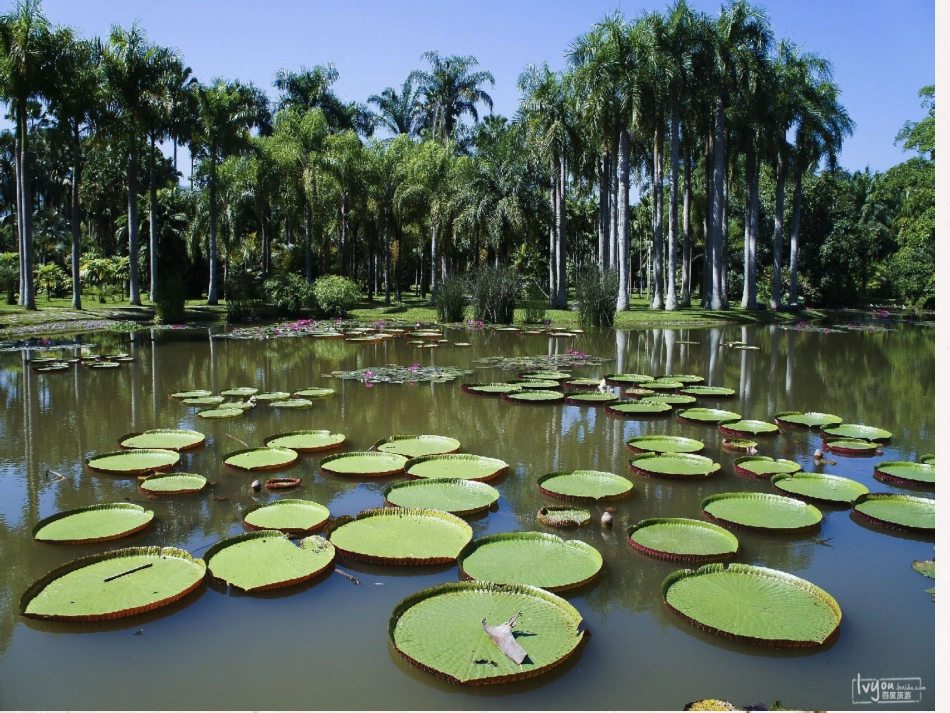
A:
[0,321,935,710]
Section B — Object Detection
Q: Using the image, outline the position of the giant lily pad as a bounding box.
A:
[677,408,742,424]
[605,400,672,417]
[852,494,935,532]
[119,429,205,452]
[21,546,206,621]
[662,563,841,646]
[223,447,299,471]
[196,407,244,419]
[389,581,585,685]
[774,411,843,429]
[204,531,335,592]
[679,385,735,398]
[139,472,208,496]
[461,383,523,396]
[537,470,633,501]
[329,508,472,564]
[521,371,571,381]
[375,434,461,458]
[320,451,407,478]
[405,454,508,482]
[874,461,935,486]
[629,453,720,479]
[626,435,704,454]
[86,449,180,475]
[459,532,602,592]
[563,378,603,389]
[243,499,330,535]
[627,518,739,562]
[733,456,802,478]
[718,419,778,436]
[501,390,565,404]
[293,387,335,398]
[771,472,869,505]
[170,389,211,399]
[33,504,154,544]
[514,379,562,390]
[663,374,705,384]
[181,396,226,407]
[702,493,822,532]
[220,387,258,397]
[640,393,697,405]
[255,391,291,402]
[824,439,880,455]
[822,424,892,441]
[604,373,652,385]
[639,379,683,391]
[384,479,499,516]
[565,392,619,405]
[537,506,591,528]
[270,398,312,409]
[264,430,346,453]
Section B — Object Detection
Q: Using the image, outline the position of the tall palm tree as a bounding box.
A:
[275,64,373,137]
[320,130,365,278]
[368,76,424,137]
[411,51,495,144]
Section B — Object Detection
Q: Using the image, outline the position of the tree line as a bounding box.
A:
[0,0,935,316]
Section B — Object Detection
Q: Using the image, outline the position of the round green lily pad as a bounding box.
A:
[662,374,705,384]
[624,387,656,397]
[537,506,591,527]
[389,581,585,685]
[702,493,822,532]
[501,389,564,403]
[563,378,603,389]
[405,454,508,482]
[139,472,208,496]
[243,499,330,535]
[627,518,739,561]
[605,400,672,416]
[329,508,472,565]
[461,383,523,395]
[604,373,652,385]
[204,531,335,592]
[196,407,244,419]
[119,429,205,452]
[264,430,346,453]
[33,504,154,544]
[852,494,935,532]
[221,399,258,411]
[919,454,935,465]
[21,546,206,621]
[680,385,736,398]
[180,396,225,407]
[874,461,934,486]
[170,389,211,399]
[255,391,291,402]
[320,451,407,478]
[718,419,778,436]
[774,411,843,429]
[537,470,633,501]
[639,379,683,391]
[220,387,258,397]
[629,453,720,479]
[663,563,841,646]
[722,439,757,452]
[824,439,880,455]
[626,435,704,454]
[375,434,461,458]
[36,363,69,373]
[733,456,802,478]
[771,472,869,504]
[385,479,499,516]
[514,380,562,390]
[565,391,619,404]
[639,393,698,405]
[677,408,742,424]
[822,423,892,441]
[223,447,299,471]
[459,532,602,592]
[521,371,570,381]
[293,387,335,398]
[270,398,312,409]
[86,449,180,475]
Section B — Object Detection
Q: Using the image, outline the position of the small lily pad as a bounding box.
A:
[264,430,346,453]
[243,499,330,534]
[537,470,633,501]
[874,461,934,486]
[718,419,778,436]
[563,378,603,389]
[774,411,843,429]
[405,454,508,482]
[521,371,571,381]
[119,429,205,452]
[33,504,154,544]
[139,472,208,496]
[771,472,869,505]
[204,531,335,592]
[627,518,739,561]
[537,506,591,527]
[223,447,299,471]
[702,493,822,532]
[912,560,934,579]
[626,435,704,454]
[677,408,742,424]
[919,454,935,465]
[320,451,408,478]
[629,453,720,479]
[375,434,461,458]
[733,456,802,478]
[852,494,935,532]
[329,507,472,565]
[86,449,180,475]
[605,400,672,416]
[662,374,705,384]
[384,479,499,516]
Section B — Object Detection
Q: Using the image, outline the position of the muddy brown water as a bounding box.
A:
[0,321,935,710]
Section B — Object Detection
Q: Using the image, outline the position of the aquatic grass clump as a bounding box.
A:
[469,265,519,324]
[434,276,468,322]
[576,266,618,328]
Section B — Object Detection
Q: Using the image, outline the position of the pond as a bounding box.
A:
[0,320,935,710]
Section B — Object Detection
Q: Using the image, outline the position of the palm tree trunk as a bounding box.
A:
[556,151,568,308]
[128,143,141,305]
[770,151,786,310]
[666,94,680,311]
[71,130,82,310]
[702,127,712,308]
[616,129,631,311]
[680,140,692,306]
[651,127,663,309]
[608,140,618,270]
[720,154,730,308]
[384,205,392,306]
[742,149,760,309]
[149,134,158,303]
[15,115,24,306]
[789,166,803,307]
[599,149,608,272]
[429,218,438,298]
[207,156,219,305]
[709,97,726,311]
[19,106,36,310]
[305,197,313,283]
[741,146,753,308]
[395,224,403,302]
[549,157,557,304]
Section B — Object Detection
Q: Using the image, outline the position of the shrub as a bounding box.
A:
[264,273,308,316]
[434,276,468,322]
[36,263,69,300]
[0,253,18,304]
[469,265,520,324]
[521,282,548,324]
[311,275,361,317]
[154,275,188,324]
[577,267,618,328]
[226,269,264,322]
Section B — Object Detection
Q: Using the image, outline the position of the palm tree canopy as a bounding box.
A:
[410,50,495,142]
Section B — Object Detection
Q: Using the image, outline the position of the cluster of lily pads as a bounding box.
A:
[25,352,135,373]
[328,364,474,385]
[169,384,336,419]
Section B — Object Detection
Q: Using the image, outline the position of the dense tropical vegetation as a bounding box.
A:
[0,0,935,322]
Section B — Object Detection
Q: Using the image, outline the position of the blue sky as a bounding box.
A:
[28,0,937,173]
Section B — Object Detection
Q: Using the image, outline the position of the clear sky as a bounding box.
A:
[21,0,937,173]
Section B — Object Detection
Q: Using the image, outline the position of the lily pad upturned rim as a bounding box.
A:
[625,435,705,454]
[638,393,698,405]
[255,391,291,402]
[733,456,803,478]
[604,400,672,417]
[264,430,346,453]
[374,434,462,458]
[564,392,619,404]
[604,373,653,385]
[512,379,562,390]
[537,505,592,528]
[721,438,758,452]
[118,429,206,452]
[458,532,603,592]
[204,530,335,592]
[629,452,721,480]
[662,374,706,384]
[269,398,313,409]
[460,382,523,396]
[718,419,779,436]
[138,472,208,496]
[537,470,633,501]
[180,395,226,407]
[639,379,684,391]
[32,503,155,544]
[86,449,181,475]
[701,492,823,532]
[20,546,206,622]
[242,498,331,534]
[627,517,739,562]
[679,385,736,397]
[821,423,892,441]
[852,493,935,533]
[771,472,869,505]
[384,478,500,516]
[405,454,509,482]
[919,453,935,465]
[219,386,259,397]
[388,580,585,685]
[170,389,212,399]
[223,447,300,471]
[292,387,336,398]
[501,389,565,403]
[676,407,743,424]
[320,451,408,478]
[823,438,881,455]
[196,407,244,419]
[873,461,935,486]
[265,477,301,490]
[773,411,843,429]
[662,563,842,647]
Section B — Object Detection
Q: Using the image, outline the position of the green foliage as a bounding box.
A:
[154,275,188,324]
[521,282,548,324]
[225,269,264,322]
[80,256,129,303]
[469,265,519,324]
[434,276,467,322]
[263,273,308,316]
[0,253,18,304]
[35,263,69,300]
[311,274,361,317]
[576,267,618,328]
